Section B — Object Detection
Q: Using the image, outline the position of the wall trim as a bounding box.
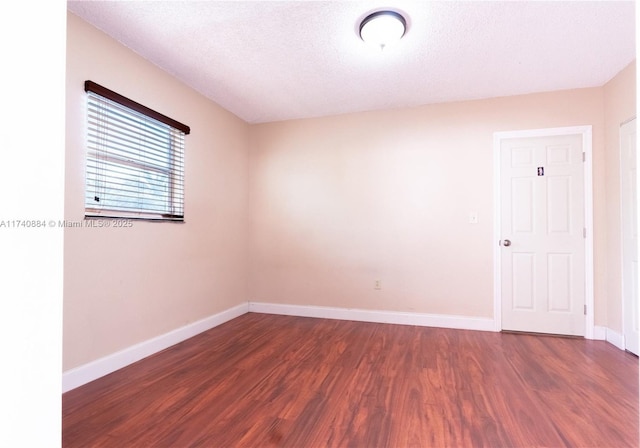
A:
[593,325,627,351]
[593,325,607,340]
[248,302,496,332]
[605,327,626,350]
[62,302,249,393]
[62,303,629,393]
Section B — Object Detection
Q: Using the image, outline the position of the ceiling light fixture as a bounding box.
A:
[359,10,407,50]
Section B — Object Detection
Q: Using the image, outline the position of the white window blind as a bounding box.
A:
[84,81,189,221]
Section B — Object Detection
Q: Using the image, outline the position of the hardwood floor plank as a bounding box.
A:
[63,313,638,447]
[500,333,639,447]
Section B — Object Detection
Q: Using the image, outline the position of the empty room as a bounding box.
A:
[4,1,638,447]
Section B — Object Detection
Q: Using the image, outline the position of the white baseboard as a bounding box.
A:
[248,302,496,332]
[62,303,249,393]
[64,302,626,393]
[593,325,626,350]
[605,327,625,350]
[593,325,607,340]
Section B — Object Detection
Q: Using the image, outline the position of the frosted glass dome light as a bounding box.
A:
[359,11,407,50]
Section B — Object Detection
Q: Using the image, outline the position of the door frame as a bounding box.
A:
[493,125,594,338]
[620,116,637,352]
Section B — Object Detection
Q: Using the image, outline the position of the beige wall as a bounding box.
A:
[249,89,609,320]
[603,61,637,333]
[64,12,250,370]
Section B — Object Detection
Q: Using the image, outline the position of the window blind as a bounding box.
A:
[84,81,189,221]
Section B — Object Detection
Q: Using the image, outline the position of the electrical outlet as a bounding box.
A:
[375,280,381,290]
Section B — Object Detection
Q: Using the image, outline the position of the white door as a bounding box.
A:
[500,133,585,336]
[621,118,638,355]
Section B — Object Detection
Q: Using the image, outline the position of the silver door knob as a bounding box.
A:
[503,239,511,247]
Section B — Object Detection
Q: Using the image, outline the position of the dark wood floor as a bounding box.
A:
[63,313,639,447]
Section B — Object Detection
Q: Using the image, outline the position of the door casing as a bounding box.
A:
[620,116,638,354]
[493,126,594,338]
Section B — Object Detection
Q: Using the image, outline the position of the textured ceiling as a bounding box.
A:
[67,1,636,124]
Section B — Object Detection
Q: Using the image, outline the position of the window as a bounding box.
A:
[84,81,190,221]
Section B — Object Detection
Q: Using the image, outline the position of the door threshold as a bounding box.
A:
[501,330,583,339]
